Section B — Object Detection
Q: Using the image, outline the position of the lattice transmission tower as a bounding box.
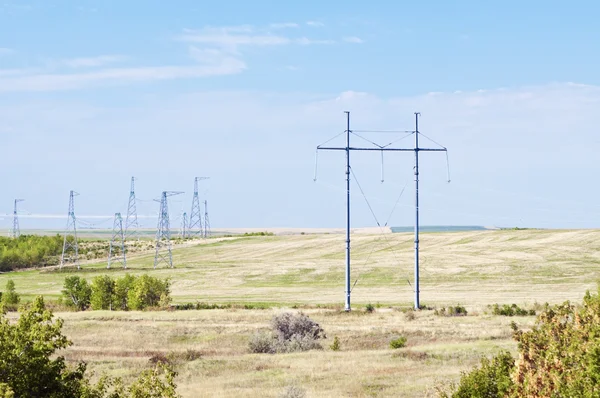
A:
[124,176,140,241]
[108,212,126,269]
[154,191,183,268]
[189,177,209,238]
[204,200,211,238]
[61,190,79,269]
[179,211,188,239]
[11,199,24,238]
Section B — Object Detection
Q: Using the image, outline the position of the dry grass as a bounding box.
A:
[49,308,531,397]
[1,229,598,396]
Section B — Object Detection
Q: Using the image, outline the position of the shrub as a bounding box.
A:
[490,303,535,316]
[271,312,325,341]
[435,305,468,317]
[365,303,375,313]
[0,280,19,308]
[128,274,171,310]
[248,331,276,354]
[90,275,116,310]
[330,336,340,351]
[390,336,407,349]
[114,274,137,310]
[404,309,416,321]
[250,312,326,354]
[62,276,91,310]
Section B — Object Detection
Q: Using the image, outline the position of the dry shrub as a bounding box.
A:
[278,385,306,398]
[249,312,325,354]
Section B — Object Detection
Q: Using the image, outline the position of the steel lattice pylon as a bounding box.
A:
[61,190,79,269]
[180,211,188,239]
[204,200,211,238]
[108,212,126,269]
[154,191,183,268]
[11,199,24,238]
[189,177,209,238]
[124,176,140,241]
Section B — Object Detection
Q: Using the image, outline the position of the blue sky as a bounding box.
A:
[1,0,600,230]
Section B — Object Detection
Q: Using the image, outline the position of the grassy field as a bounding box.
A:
[1,228,599,396]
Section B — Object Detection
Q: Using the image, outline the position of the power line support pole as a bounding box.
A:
[11,199,24,238]
[189,177,209,238]
[154,191,183,268]
[125,176,140,241]
[61,190,80,269]
[316,111,448,311]
[108,212,126,269]
[204,200,211,238]
[180,211,188,239]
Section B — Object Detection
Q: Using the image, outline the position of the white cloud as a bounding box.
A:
[61,55,126,68]
[306,21,324,27]
[179,28,291,47]
[0,56,245,92]
[343,36,364,44]
[296,37,335,45]
[269,22,299,29]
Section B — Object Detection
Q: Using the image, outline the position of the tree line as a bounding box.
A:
[0,235,64,271]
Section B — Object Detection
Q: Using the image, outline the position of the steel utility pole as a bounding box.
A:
[316,111,448,310]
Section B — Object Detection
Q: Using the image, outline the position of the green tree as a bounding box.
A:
[441,285,600,397]
[127,275,170,310]
[90,275,116,310]
[113,274,137,311]
[62,276,92,311]
[0,280,19,307]
[0,295,180,397]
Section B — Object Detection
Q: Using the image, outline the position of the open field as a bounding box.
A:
[1,228,599,396]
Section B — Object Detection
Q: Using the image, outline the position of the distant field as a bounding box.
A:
[2,228,598,307]
[1,229,598,397]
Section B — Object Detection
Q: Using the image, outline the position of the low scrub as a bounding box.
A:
[489,303,535,316]
[435,305,468,317]
[389,336,407,349]
[248,312,325,354]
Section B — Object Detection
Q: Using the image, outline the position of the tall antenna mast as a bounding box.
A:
[11,199,24,238]
[61,190,80,269]
[108,212,126,269]
[204,200,211,238]
[315,112,448,310]
[154,191,183,268]
[124,176,140,241]
[189,177,209,238]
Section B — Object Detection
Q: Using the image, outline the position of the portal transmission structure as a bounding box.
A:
[124,176,140,241]
[189,177,209,238]
[61,190,80,269]
[11,199,24,238]
[154,191,183,268]
[315,112,449,311]
[108,212,126,269]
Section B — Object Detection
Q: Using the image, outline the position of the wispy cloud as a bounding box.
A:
[343,36,364,44]
[61,55,126,68]
[306,21,324,27]
[0,48,13,55]
[269,22,299,29]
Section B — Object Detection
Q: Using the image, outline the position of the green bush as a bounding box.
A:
[90,275,116,310]
[128,274,171,310]
[0,235,63,271]
[365,303,375,313]
[330,336,341,351]
[490,303,535,316]
[0,280,19,308]
[439,351,514,398]
[62,276,91,311]
[114,274,137,310]
[440,286,600,397]
[389,336,407,349]
[435,305,468,317]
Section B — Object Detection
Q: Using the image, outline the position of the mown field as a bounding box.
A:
[1,229,599,397]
